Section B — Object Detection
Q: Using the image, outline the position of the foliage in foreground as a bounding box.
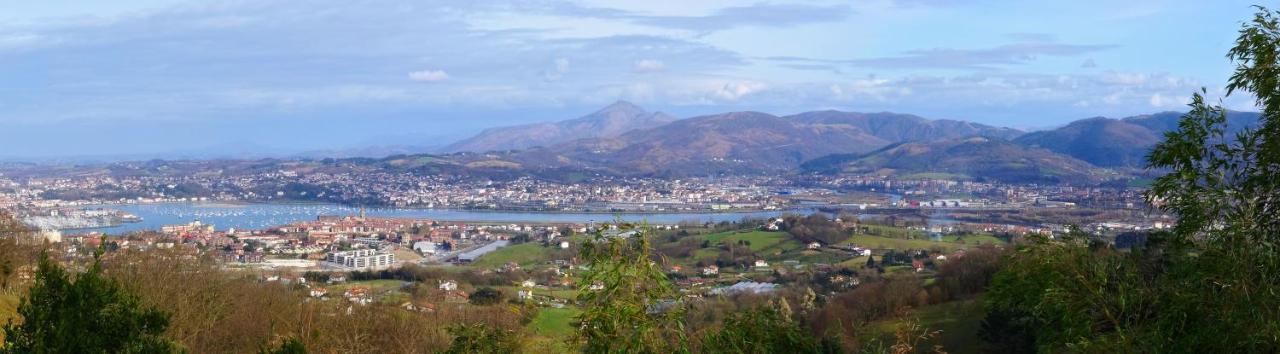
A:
[574,222,689,354]
[443,323,522,354]
[700,302,831,354]
[2,251,180,353]
[982,6,1280,352]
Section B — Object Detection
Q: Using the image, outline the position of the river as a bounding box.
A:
[72,202,813,234]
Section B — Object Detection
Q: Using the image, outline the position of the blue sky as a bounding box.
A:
[0,0,1263,159]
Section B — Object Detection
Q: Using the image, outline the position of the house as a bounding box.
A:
[521,279,537,288]
[439,280,458,292]
[702,265,719,276]
[344,287,372,305]
[559,241,570,249]
[309,287,329,298]
[754,260,769,268]
[912,259,926,272]
[517,289,534,301]
[807,242,822,250]
[412,241,436,254]
[589,282,605,291]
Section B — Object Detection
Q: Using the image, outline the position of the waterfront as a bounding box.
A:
[72,202,811,234]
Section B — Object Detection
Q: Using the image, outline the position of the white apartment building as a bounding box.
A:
[327,249,396,269]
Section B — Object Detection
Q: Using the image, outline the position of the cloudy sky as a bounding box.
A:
[0,0,1263,159]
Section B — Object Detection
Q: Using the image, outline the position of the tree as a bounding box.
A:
[699,304,823,354]
[258,337,306,354]
[574,222,688,354]
[442,323,521,354]
[468,287,503,306]
[1,251,180,353]
[982,7,1280,352]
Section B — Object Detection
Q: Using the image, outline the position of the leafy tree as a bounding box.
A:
[1,251,180,353]
[468,287,504,306]
[574,222,688,354]
[699,304,823,354]
[258,337,306,354]
[442,323,521,354]
[983,6,1280,352]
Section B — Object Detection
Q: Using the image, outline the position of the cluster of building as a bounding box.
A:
[1,171,792,212]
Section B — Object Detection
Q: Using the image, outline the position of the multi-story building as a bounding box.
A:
[327,249,396,269]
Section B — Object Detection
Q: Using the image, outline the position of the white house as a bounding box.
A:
[754,260,769,268]
[412,241,437,254]
[439,280,458,292]
[702,265,719,276]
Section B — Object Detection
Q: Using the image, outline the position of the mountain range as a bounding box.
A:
[801,137,1103,183]
[444,101,677,153]
[438,102,1261,181]
[1014,111,1261,167]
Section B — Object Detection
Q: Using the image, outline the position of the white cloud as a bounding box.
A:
[632,59,665,72]
[543,58,571,81]
[1148,93,1185,108]
[408,69,449,82]
[713,81,767,101]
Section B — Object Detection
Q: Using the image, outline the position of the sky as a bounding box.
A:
[0,0,1265,159]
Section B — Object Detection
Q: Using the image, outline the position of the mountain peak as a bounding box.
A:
[444,101,675,153]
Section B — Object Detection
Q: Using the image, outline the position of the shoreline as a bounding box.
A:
[78,200,807,216]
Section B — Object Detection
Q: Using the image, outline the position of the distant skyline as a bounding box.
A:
[0,0,1264,159]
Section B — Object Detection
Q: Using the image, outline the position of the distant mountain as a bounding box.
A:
[1122,110,1260,135]
[551,111,888,174]
[483,109,1027,175]
[1015,111,1261,167]
[786,111,1023,143]
[803,137,1102,184]
[444,101,677,152]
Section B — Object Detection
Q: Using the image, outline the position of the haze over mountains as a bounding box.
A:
[441,101,1259,179]
[1014,111,1261,167]
[444,101,678,153]
[6,101,1261,184]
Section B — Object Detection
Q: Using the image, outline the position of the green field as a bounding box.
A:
[870,298,986,354]
[328,279,406,294]
[530,307,580,338]
[856,224,927,239]
[686,231,804,263]
[1,293,17,321]
[526,306,581,353]
[940,234,1006,246]
[473,243,554,268]
[0,293,18,341]
[704,231,801,253]
[846,235,965,251]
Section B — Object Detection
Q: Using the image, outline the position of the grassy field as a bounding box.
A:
[869,298,987,354]
[704,231,801,253]
[685,231,805,263]
[0,293,18,322]
[847,235,965,251]
[328,279,406,293]
[530,307,580,338]
[940,234,1006,246]
[472,243,553,268]
[856,224,927,239]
